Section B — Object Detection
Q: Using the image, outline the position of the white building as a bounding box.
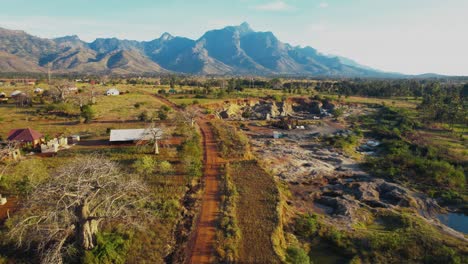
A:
[109,128,162,143]
[34,87,44,94]
[10,90,23,97]
[106,88,120,96]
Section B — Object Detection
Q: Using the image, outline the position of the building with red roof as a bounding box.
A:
[7,128,44,147]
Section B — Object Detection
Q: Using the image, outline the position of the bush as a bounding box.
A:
[160,105,171,112]
[285,247,310,264]
[133,156,156,176]
[157,161,173,175]
[294,214,318,239]
[157,110,168,120]
[138,111,151,122]
[83,232,130,264]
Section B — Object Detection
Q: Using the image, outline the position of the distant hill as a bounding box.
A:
[0,23,402,77]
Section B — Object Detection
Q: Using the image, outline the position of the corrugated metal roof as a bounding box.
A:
[109,129,162,142]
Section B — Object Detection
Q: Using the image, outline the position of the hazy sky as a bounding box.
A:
[1,0,467,75]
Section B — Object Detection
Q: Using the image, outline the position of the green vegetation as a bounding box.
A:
[359,106,466,203]
[0,159,50,195]
[180,128,202,182]
[285,247,310,264]
[216,165,241,263]
[83,232,130,264]
[80,104,96,123]
[290,211,467,263]
[133,155,157,176]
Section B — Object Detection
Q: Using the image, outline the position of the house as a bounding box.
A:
[7,128,44,147]
[68,135,81,144]
[10,90,23,97]
[34,87,44,94]
[67,87,78,92]
[106,88,120,96]
[109,128,162,144]
[40,137,68,153]
[0,92,7,103]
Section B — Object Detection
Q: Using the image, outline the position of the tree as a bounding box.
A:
[7,156,149,264]
[81,104,95,123]
[140,123,164,155]
[49,80,74,103]
[181,108,201,127]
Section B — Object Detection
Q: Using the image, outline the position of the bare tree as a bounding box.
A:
[47,80,74,103]
[141,123,164,155]
[181,108,201,127]
[8,155,150,264]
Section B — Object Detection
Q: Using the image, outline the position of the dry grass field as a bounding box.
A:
[228,160,281,263]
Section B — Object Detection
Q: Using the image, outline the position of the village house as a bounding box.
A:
[7,128,44,148]
[0,92,7,103]
[41,137,69,153]
[34,87,44,94]
[106,88,120,96]
[10,90,23,97]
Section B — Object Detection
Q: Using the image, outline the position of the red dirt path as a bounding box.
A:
[152,95,222,264]
[188,120,222,264]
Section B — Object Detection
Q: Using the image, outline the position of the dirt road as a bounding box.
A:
[188,120,221,264]
[152,95,221,263]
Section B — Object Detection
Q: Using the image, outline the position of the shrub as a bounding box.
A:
[133,156,156,176]
[285,247,310,264]
[160,105,171,112]
[157,110,168,121]
[157,161,173,175]
[83,232,130,264]
[138,111,151,122]
[294,214,318,239]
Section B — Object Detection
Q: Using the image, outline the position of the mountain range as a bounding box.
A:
[0,23,392,77]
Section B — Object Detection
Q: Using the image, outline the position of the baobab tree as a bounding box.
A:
[47,80,74,103]
[8,155,150,264]
[139,123,164,155]
[181,108,201,127]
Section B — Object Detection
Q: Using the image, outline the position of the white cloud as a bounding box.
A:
[319,2,329,8]
[253,1,293,11]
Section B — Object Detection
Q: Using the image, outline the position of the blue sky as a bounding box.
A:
[1,0,467,75]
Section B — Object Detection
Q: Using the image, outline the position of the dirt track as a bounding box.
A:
[188,120,221,264]
[152,95,221,263]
